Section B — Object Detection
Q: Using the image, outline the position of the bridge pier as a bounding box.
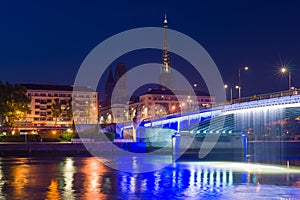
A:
[172,134,181,161]
[172,133,246,162]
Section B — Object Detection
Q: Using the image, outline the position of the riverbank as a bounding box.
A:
[0,141,147,157]
[0,141,299,159]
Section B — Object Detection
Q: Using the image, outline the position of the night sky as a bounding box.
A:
[1,0,300,98]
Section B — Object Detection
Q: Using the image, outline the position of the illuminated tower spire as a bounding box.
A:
[159,13,172,89]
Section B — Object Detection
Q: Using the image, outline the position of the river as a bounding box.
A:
[0,154,299,199]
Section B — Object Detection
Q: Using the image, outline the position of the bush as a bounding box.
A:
[59,133,74,142]
[0,135,41,142]
[41,138,60,142]
[103,132,115,141]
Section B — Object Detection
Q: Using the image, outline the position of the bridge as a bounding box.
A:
[120,89,300,137]
[115,89,300,161]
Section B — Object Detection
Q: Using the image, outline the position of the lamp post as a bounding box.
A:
[224,84,239,103]
[85,101,90,124]
[280,67,291,90]
[238,66,249,99]
[224,84,232,103]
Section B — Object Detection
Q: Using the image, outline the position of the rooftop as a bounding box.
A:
[142,88,210,96]
[22,84,95,92]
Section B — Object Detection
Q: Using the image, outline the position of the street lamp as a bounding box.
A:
[280,67,291,90]
[235,85,241,102]
[224,84,233,103]
[238,66,249,99]
[85,101,89,124]
[224,84,240,103]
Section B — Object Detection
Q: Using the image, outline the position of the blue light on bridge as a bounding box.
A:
[119,92,300,140]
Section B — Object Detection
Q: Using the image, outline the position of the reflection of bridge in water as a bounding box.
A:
[118,165,235,194]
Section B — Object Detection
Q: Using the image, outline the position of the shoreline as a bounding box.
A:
[0,141,148,157]
[0,141,298,158]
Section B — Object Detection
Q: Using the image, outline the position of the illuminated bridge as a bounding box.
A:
[115,89,300,161]
[120,89,300,140]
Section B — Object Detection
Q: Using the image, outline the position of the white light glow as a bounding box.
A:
[181,161,300,174]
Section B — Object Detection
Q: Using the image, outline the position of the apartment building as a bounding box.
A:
[22,84,98,127]
[100,88,215,124]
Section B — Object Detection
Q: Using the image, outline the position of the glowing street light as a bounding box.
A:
[280,67,292,90]
[281,67,287,73]
[224,84,233,103]
[238,66,249,99]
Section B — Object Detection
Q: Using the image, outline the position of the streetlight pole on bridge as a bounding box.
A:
[280,67,292,90]
[224,84,232,103]
[238,66,249,99]
[224,84,239,103]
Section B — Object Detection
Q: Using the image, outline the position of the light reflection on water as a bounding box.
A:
[0,156,299,199]
[46,179,60,200]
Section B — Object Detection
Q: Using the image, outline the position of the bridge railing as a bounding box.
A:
[214,88,300,107]
[118,89,300,125]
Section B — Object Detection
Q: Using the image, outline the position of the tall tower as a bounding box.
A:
[105,67,115,106]
[114,62,128,103]
[115,62,127,82]
[159,14,173,89]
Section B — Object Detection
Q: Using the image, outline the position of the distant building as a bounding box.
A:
[100,87,215,124]
[100,63,129,124]
[104,67,116,106]
[72,86,99,125]
[22,84,98,127]
[114,62,128,103]
[129,88,214,120]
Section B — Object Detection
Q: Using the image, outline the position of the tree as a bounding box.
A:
[65,98,76,133]
[51,98,62,125]
[65,98,73,121]
[0,82,31,128]
[0,82,7,125]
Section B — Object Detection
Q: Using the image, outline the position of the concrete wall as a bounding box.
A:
[0,141,146,156]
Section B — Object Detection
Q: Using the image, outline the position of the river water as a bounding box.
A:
[0,154,299,200]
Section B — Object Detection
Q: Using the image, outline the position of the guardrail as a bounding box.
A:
[104,89,300,125]
[147,89,300,121]
[211,88,300,109]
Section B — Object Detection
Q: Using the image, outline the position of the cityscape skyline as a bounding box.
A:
[1,2,300,197]
[1,1,300,98]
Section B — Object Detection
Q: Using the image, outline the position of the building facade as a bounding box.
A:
[99,62,129,124]
[131,88,214,120]
[22,84,98,127]
[72,86,99,125]
[100,88,215,124]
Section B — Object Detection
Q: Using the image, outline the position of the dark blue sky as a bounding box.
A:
[1,0,300,97]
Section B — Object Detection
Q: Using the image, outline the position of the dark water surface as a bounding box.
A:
[0,155,300,200]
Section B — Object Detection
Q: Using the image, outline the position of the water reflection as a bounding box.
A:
[80,157,112,200]
[10,160,30,199]
[61,158,75,200]
[46,179,60,200]
[0,157,298,199]
[153,171,160,192]
[0,159,4,198]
